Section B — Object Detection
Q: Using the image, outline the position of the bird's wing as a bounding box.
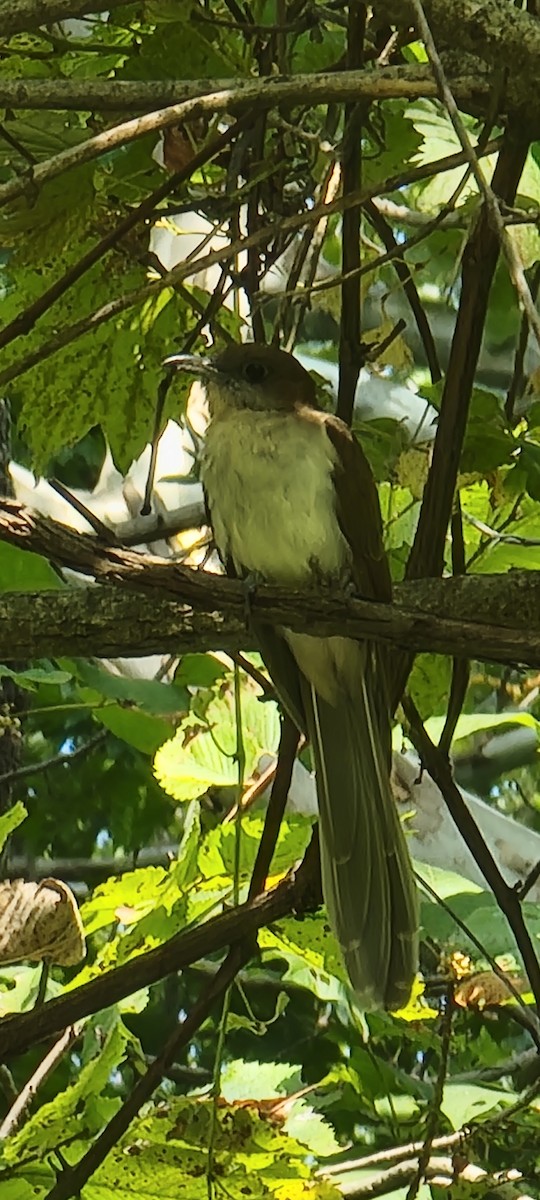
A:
[323,414,392,603]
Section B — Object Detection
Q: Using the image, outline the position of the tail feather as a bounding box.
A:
[300,647,418,1010]
[252,621,418,1009]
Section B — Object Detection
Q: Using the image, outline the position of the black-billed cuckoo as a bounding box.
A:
[166,342,418,1008]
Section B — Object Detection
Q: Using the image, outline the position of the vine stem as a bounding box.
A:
[206,662,246,1197]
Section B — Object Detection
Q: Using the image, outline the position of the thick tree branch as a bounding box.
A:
[0,67,486,115]
[2,501,540,667]
[0,0,125,37]
[374,0,540,114]
[0,69,491,213]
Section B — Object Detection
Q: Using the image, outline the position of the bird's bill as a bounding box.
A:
[163,352,219,380]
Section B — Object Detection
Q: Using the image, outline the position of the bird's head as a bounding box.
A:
[164,342,317,415]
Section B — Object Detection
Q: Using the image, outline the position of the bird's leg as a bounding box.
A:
[240,569,265,631]
[307,556,356,599]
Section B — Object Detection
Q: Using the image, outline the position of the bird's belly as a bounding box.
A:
[202,409,350,586]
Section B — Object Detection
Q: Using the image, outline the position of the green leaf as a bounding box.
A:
[425,710,540,746]
[518,441,540,501]
[284,1101,341,1157]
[0,664,73,690]
[175,654,229,688]
[154,688,280,803]
[3,164,95,266]
[80,865,170,936]
[415,863,484,901]
[362,101,423,190]
[405,99,484,211]
[292,27,345,72]
[417,872,540,961]
[408,653,452,720]
[379,484,420,552]
[0,1177,53,1200]
[260,916,350,1003]
[2,1018,130,1163]
[94,705,174,755]
[220,1058,339,1153]
[74,662,189,715]
[4,260,192,475]
[199,813,312,882]
[174,799,201,891]
[119,19,237,80]
[0,802,27,853]
[154,721,241,801]
[356,422,411,485]
[441,1083,516,1130]
[0,542,63,592]
[461,389,513,474]
[90,1097,342,1200]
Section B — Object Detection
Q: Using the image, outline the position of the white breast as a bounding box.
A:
[202,408,350,586]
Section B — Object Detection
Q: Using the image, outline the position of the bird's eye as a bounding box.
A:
[244,360,268,384]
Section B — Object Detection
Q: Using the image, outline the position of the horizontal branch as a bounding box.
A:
[0,66,484,113]
[2,2,538,125]
[0,0,125,37]
[0,68,489,213]
[1,500,540,667]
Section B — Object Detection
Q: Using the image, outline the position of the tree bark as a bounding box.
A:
[1,501,540,665]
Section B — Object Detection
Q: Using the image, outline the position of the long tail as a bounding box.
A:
[300,643,418,1010]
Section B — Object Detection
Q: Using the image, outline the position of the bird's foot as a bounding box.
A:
[241,570,264,629]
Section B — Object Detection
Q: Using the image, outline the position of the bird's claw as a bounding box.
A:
[242,571,263,629]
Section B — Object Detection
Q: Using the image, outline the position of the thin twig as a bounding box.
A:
[206,663,247,1199]
[336,2,366,426]
[0,138,502,391]
[505,262,540,421]
[438,501,469,756]
[0,113,254,354]
[0,122,36,166]
[48,480,118,543]
[363,198,441,385]
[0,1025,80,1139]
[281,161,340,351]
[405,985,454,1200]
[406,130,528,583]
[463,511,540,548]
[230,652,272,696]
[0,731,107,788]
[223,759,278,826]
[515,859,540,901]
[248,718,301,900]
[403,695,540,1021]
